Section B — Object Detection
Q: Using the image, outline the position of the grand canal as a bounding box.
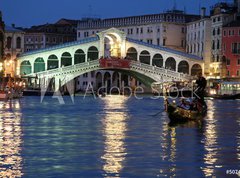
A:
[0,95,239,177]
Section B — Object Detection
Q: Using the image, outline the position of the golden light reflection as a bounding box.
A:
[0,101,23,177]
[100,96,128,177]
[202,100,219,177]
[159,119,177,177]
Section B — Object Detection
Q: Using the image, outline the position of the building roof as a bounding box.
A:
[5,25,24,33]
[224,20,240,27]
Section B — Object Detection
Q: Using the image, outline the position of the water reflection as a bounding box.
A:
[202,100,219,177]
[0,100,23,177]
[101,96,128,177]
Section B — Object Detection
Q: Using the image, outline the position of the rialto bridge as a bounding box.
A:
[18,28,204,91]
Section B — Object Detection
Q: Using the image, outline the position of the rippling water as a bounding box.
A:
[0,96,239,177]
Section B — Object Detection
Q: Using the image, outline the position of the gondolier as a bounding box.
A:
[195,72,207,105]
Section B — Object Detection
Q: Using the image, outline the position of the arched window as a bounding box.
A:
[74,49,85,64]
[48,55,58,70]
[34,58,45,73]
[126,47,137,61]
[165,57,176,71]
[16,37,21,49]
[20,61,32,75]
[87,46,99,61]
[139,50,150,64]
[178,61,189,74]
[152,54,163,67]
[61,52,72,67]
[7,37,12,49]
[191,64,202,76]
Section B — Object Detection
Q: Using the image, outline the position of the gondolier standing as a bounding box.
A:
[195,72,207,105]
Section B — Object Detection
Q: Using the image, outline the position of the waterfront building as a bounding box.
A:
[4,25,25,77]
[23,19,78,52]
[0,11,4,76]
[186,8,212,77]
[222,20,240,78]
[210,2,237,78]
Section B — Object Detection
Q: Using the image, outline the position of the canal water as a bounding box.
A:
[0,95,239,177]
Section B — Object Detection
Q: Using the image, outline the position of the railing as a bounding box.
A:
[127,38,202,61]
[20,36,99,57]
[25,59,191,81]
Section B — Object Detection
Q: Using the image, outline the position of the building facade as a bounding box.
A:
[4,25,25,77]
[222,20,240,78]
[210,2,237,78]
[24,19,78,52]
[186,8,212,76]
[0,11,4,76]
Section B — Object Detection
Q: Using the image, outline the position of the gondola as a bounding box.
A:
[207,93,240,100]
[165,98,207,123]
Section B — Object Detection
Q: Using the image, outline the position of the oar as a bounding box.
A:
[150,109,165,116]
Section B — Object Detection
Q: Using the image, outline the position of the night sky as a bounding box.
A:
[1,0,220,27]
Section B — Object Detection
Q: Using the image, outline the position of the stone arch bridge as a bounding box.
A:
[18,28,204,91]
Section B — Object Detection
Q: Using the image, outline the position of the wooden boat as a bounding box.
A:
[165,99,207,123]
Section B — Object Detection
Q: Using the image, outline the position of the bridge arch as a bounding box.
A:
[20,61,32,75]
[165,57,176,71]
[178,61,189,74]
[191,64,202,76]
[152,54,163,67]
[61,52,72,67]
[74,49,85,64]
[87,46,99,61]
[112,71,120,87]
[139,50,150,65]
[48,55,59,70]
[126,47,138,61]
[96,72,103,89]
[34,58,45,73]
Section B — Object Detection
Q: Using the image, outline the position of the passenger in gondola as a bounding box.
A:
[179,99,190,110]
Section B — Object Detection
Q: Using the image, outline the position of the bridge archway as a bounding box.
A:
[112,71,120,87]
[20,61,32,75]
[165,57,176,71]
[139,50,150,65]
[48,55,58,70]
[34,58,45,73]
[74,49,85,64]
[61,52,72,67]
[96,72,103,89]
[104,72,111,91]
[191,64,202,76]
[152,54,163,67]
[178,61,189,74]
[126,47,138,61]
[88,46,99,61]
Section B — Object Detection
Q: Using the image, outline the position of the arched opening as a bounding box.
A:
[96,72,103,89]
[126,47,138,61]
[152,54,163,67]
[104,72,111,91]
[87,46,99,61]
[139,50,150,65]
[165,57,176,71]
[191,64,202,76]
[20,61,32,75]
[6,37,12,49]
[178,61,189,74]
[112,72,120,87]
[104,33,121,58]
[74,49,85,64]
[48,55,58,70]
[16,37,21,49]
[34,58,45,73]
[61,52,72,67]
